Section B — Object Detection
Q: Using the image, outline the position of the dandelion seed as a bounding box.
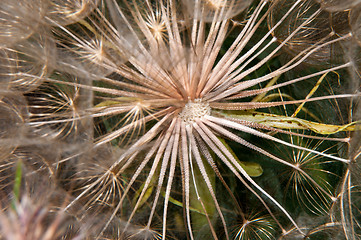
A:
[276,134,340,214]
[46,0,99,26]
[233,213,275,240]
[1,0,361,239]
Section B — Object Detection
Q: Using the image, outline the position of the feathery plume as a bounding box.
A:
[1,0,361,239]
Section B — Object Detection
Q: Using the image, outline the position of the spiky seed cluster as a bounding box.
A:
[1,0,361,239]
[179,99,211,124]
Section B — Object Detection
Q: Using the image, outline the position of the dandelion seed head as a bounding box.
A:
[0,0,44,47]
[233,213,275,240]
[3,0,359,238]
[80,38,107,64]
[145,11,166,41]
[179,99,211,124]
[47,0,99,26]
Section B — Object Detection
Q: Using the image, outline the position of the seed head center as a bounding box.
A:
[179,99,211,124]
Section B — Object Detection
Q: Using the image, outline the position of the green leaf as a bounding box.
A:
[216,110,361,134]
[11,161,22,210]
[239,161,263,177]
[13,161,22,201]
[132,182,154,209]
[161,193,206,215]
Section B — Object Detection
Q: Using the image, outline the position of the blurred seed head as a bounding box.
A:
[183,0,253,22]
[0,0,359,239]
[46,0,100,26]
[26,82,83,140]
[315,0,361,12]
[0,93,28,162]
[0,0,45,48]
[0,195,84,240]
[268,0,348,66]
[2,30,56,93]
